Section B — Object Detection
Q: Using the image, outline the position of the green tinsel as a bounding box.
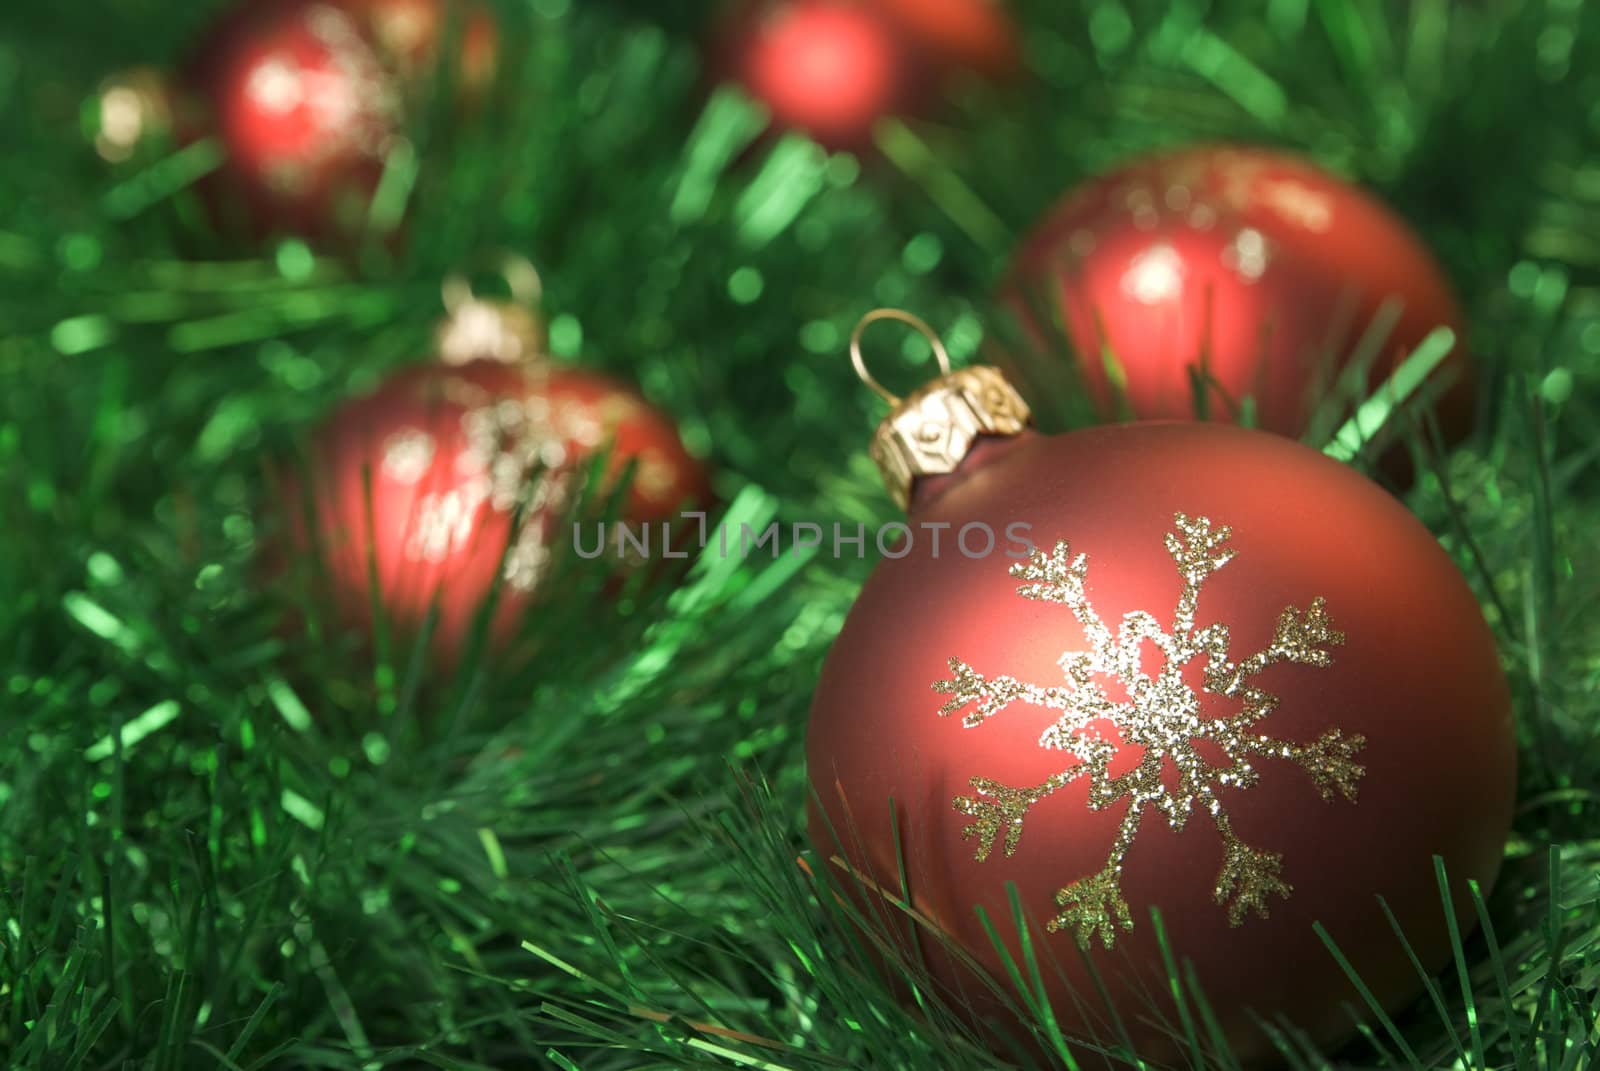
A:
[0,0,1596,1068]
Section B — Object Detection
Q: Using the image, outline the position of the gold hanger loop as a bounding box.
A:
[442,252,543,314]
[848,308,953,405]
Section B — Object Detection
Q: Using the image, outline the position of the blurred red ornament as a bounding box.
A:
[1006,145,1474,450]
[283,358,707,667]
[181,0,403,243]
[865,0,1018,80]
[806,312,1514,1064]
[726,0,913,149]
[718,0,1017,150]
[179,0,495,244]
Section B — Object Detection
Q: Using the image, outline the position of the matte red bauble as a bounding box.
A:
[806,312,1514,1064]
[284,360,707,666]
[181,0,494,244]
[724,0,916,149]
[1006,145,1475,447]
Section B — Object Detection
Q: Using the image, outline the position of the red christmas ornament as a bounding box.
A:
[806,312,1514,1064]
[283,341,707,666]
[181,0,402,242]
[1006,145,1475,450]
[180,0,494,244]
[726,0,913,149]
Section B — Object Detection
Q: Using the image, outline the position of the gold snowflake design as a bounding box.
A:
[933,513,1365,949]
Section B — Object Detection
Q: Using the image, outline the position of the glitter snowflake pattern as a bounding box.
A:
[385,387,593,593]
[933,513,1365,949]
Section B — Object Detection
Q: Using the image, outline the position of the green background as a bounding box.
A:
[0,0,1596,1067]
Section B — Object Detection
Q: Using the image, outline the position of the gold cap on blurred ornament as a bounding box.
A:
[436,254,549,366]
[850,309,1032,510]
[93,67,172,162]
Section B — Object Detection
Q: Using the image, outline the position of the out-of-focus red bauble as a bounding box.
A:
[182,0,403,242]
[724,0,916,149]
[1006,145,1475,447]
[719,0,1016,150]
[807,346,1513,1063]
[181,0,494,243]
[285,360,707,665]
[864,0,1018,80]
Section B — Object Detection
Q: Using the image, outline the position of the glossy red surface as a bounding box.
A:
[282,360,708,665]
[1008,146,1475,447]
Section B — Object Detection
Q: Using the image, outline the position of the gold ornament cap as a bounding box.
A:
[93,67,173,162]
[436,254,549,367]
[851,309,1032,510]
